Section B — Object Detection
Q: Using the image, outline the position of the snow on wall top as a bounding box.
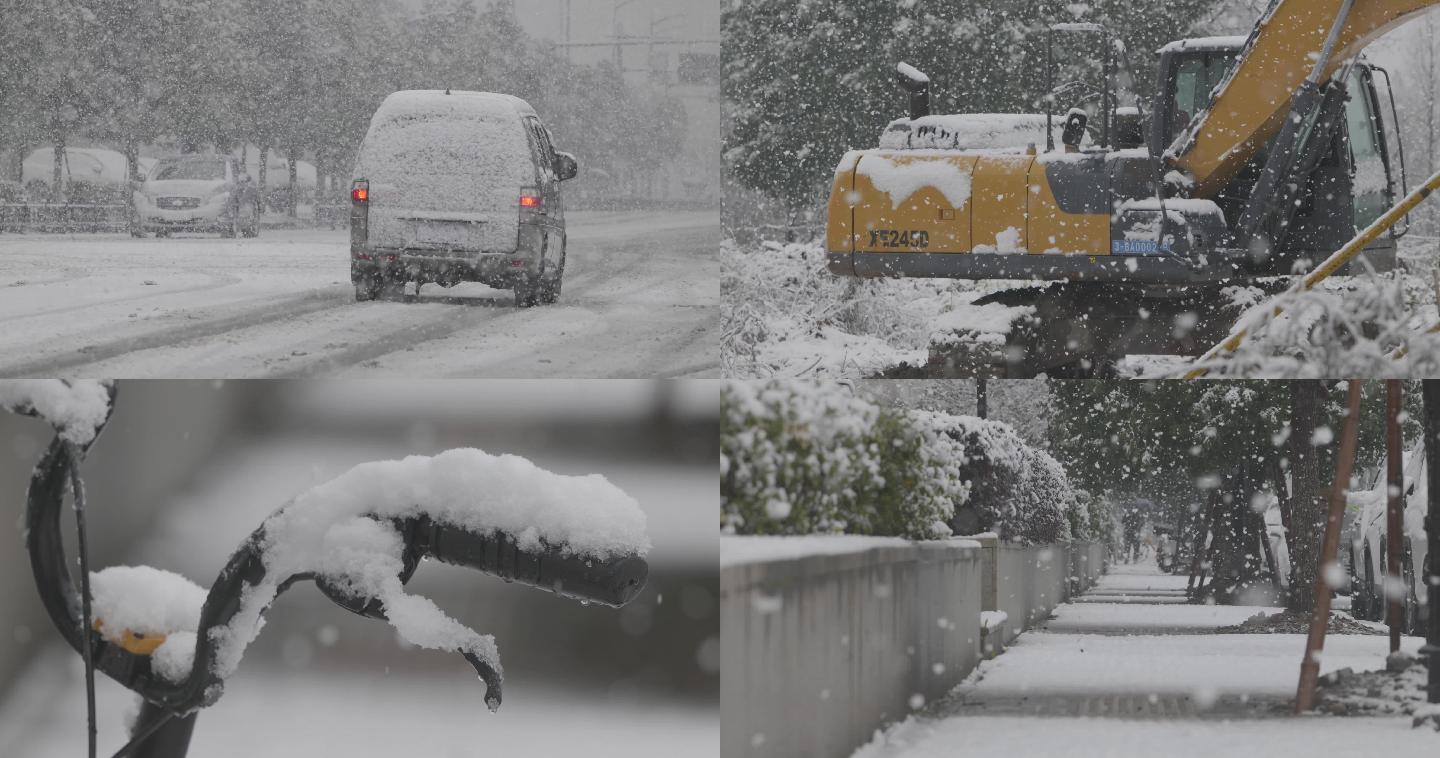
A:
[0,380,112,444]
[721,534,915,568]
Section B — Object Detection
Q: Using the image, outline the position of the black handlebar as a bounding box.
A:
[20,392,649,719]
[418,519,649,608]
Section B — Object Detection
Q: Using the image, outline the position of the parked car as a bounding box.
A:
[1347,445,1431,633]
[349,90,578,306]
[131,154,260,238]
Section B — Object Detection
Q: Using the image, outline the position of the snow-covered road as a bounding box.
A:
[0,210,717,377]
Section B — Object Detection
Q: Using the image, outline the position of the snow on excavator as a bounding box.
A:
[825,0,1440,377]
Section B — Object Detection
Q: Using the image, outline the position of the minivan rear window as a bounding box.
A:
[355,105,534,212]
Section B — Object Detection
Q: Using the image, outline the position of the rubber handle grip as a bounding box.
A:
[419,521,647,608]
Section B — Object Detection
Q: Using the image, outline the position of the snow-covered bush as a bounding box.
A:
[1185,266,1440,378]
[1068,489,1112,543]
[722,380,1076,543]
[943,416,1073,544]
[721,239,1027,378]
[720,380,958,539]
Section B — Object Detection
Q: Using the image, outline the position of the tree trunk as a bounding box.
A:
[1287,379,1329,612]
[1207,461,1268,603]
[258,146,268,214]
[52,141,64,203]
[287,151,298,218]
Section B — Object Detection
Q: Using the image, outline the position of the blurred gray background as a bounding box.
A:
[0,379,718,757]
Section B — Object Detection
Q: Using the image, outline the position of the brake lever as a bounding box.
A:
[312,515,650,710]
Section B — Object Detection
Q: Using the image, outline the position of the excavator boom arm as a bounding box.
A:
[1169,0,1439,198]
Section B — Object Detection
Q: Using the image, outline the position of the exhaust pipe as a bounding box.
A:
[896,62,930,119]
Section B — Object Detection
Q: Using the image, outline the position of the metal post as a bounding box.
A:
[121,701,196,758]
[1296,380,1363,713]
[1045,29,1055,152]
[1386,380,1404,653]
[1422,380,1440,703]
[1102,30,1112,150]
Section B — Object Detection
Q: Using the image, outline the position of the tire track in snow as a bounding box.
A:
[0,286,350,377]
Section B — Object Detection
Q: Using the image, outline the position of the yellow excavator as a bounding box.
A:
[825,0,1439,376]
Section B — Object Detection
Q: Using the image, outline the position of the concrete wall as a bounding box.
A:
[974,538,1103,642]
[720,540,982,758]
[1070,540,1107,595]
[721,538,1108,758]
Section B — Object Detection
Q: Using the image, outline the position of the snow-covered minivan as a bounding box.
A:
[1347,445,1431,634]
[349,90,578,307]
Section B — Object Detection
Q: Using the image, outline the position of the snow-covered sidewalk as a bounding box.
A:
[855,559,1437,757]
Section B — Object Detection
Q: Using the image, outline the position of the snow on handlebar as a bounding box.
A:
[10,385,650,717]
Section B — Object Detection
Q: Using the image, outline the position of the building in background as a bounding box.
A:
[518,0,719,206]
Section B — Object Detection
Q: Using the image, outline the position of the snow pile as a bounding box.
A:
[973,226,1025,254]
[0,379,112,444]
[722,380,1075,544]
[1316,652,1435,726]
[928,302,1034,348]
[210,448,647,709]
[878,114,1070,152]
[1214,609,1383,636]
[979,610,1009,631]
[1182,267,1440,378]
[856,153,972,210]
[721,238,1027,378]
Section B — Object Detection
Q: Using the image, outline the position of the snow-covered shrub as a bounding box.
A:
[944,417,1073,544]
[1185,267,1440,378]
[722,239,1019,378]
[722,380,1077,543]
[720,380,955,539]
[1068,489,1111,543]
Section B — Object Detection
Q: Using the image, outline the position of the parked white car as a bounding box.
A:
[131,154,260,238]
[1347,445,1431,633]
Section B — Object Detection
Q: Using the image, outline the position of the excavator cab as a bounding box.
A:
[1154,37,1407,269]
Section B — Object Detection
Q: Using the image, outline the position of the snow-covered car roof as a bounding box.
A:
[373,90,538,122]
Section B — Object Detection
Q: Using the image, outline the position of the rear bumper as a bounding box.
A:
[352,247,531,286]
[827,249,1255,284]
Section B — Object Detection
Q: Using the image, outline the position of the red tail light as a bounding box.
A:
[351,180,369,203]
[519,194,541,208]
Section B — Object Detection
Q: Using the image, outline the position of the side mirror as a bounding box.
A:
[554,152,578,182]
